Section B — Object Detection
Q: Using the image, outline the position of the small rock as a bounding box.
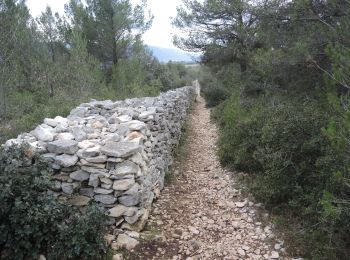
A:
[82,146,100,157]
[116,115,132,123]
[31,125,54,142]
[71,126,87,141]
[44,118,58,127]
[55,154,78,168]
[232,221,241,229]
[68,195,91,206]
[274,243,282,250]
[70,170,90,181]
[238,249,246,256]
[47,140,78,155]
[188,226,200,235]
[125,132,145,142]
[112,161,140,176]
[126,231,140,239]
[112,254,123,260]
[101,141,141,158]
[108,205,129,218]
[94,194,117,205]
[85,155,107,163]
[116,234,139,250]
[235,200,247,208]
[111,241,119,250]
[94,188,113,194]
[113,179,135,191]
[124,210,143,224]
[188,240,200,251]
[38,254,46,260]
[56,132,75,140]
[61,182,78,195]
[78,140,95,149]
[104,234,116,245]
[125,120,147,131]
[79,187,94,197]
[271,251,279,259]
[118,194,139,206]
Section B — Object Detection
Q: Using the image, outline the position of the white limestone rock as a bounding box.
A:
[94,194,117,205]
[101,141,141,158]
[56,132,75,140]
[47,140,78,155]
[113,179,135,191]
[70,170,90,181]
[55,154,78,167]
[31,125,55,142]
[116,234,139,250]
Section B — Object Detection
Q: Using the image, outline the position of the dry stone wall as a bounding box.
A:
[4,86,195,230]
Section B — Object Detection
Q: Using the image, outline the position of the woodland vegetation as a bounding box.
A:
[2,0,350,258]
[174,0,350,258]
[0,0,196,144]
[0,0,197,258]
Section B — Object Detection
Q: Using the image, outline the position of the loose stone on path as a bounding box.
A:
[133,97,292,259]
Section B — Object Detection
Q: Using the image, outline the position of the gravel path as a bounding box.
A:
[132,97,289,260]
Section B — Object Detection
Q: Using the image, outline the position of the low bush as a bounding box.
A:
[203,86,230,107]
[217,94,350,258]
[217,93,265,173]
[0,146,108,259]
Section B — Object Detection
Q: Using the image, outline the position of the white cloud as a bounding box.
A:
[26,0,185,49]
[140,0,184,48]
[27,0,67,17]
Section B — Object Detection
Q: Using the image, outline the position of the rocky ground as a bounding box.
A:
[113,97,296,260]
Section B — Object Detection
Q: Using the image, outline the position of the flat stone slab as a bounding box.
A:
[55,154,78,168]
[101,141,141,158]
[126,120,147,131]
[108,205,129,218]
[94,194,117,205]
[47,140,78,155]
[68,195,91,206]
[70,170,90,181]
[113,161,139,176]
[118,194,140,207]
[113,179,135,191]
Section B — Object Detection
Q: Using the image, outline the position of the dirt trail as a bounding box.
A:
[132,97,289,259]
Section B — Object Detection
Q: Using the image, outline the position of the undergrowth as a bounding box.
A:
[212,92,350,259]
[0,145,109,259]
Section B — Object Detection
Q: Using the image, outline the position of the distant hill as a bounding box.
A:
[148,46,199,63]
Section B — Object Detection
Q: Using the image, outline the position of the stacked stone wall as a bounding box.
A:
[4,86,195,229]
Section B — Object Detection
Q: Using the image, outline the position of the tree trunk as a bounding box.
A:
[240,61,247,73]
[109,8,118,65]
[112,41,118,65]
[0,84,6,117]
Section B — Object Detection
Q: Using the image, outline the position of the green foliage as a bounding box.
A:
[158,62,192,91]
[111,39,161,98]
[217,93,350,258]
[199,65,241,107]
[216,91,265,173]
[48,205,108,259]
[66,28,105,96]
[203,86,228,107]
[66,0,153,65]
[0,0,195,144]
[0,146,108,259]
[173,0,258,72]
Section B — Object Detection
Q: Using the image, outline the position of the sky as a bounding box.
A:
[26,0,184,49]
